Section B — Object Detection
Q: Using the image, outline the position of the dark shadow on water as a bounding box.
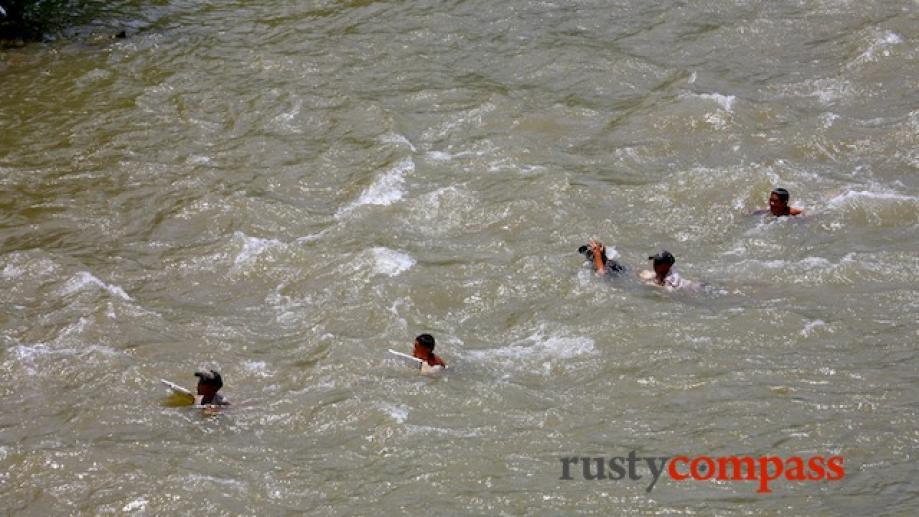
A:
[1,0,132,46]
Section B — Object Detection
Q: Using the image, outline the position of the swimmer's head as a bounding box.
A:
[415,333,436,351]
[648,251,675,266]
[194,369,223,396]
[649,251,675,277]
[769,188,791,215]
[771,188,790,203]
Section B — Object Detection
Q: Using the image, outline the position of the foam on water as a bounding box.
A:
[186,154,212,165]
[809,79,854,105]
[852,31,903,65]
[466,329,595,368]
[60,316,92,338]
[264,284,312,324]
[603,246,621,260]
[575,268,596,288]
[697,93,735,112]
[403,424,483,438]
[61,271,132,301]
[122,498,148,513]
[828,189,917,206]
[233,231,285,265]
[723,255,861,284]
[748,256,835,269]
[242,360,272,377]
[2,263,23,280]
[404,185,483,236]
[820,112,840,128]
[426,149,480,161]
[732,256,858,277]
[379,403,409,423]
[336,158,414,218]
[381,133,416,152]
[184,474,247,492]
[387,299,409,331]
[272,98,303,133]
[801,320,828,337]
[368,247,416,277]
[427,151,454,161]
[427,102,496,140]
[295,229,326,244]
[9,344,120,374]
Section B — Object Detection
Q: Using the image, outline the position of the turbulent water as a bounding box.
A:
[1,0,918,514]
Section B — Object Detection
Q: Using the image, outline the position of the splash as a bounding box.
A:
[381,133,416,152]
[369,247,416,277]
[61,272,132,301]
[697,93,735,112]
[380,403,409,423]
[852,31,903,65]
[466,329,595,366]
[828,190,917,206]
[336,158,414,218]
[233,231,284,265]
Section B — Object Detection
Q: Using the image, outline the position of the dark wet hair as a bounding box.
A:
[648,250,676,266]
[415,333,435,351]
[771,188,790,202]
[195,369,223,390]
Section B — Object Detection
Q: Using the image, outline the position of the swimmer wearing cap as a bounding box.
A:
[640,251,697,290]
[412,334,446,372]
[194,369,230,406]
[754,188,803,217]
[579,238,625,276]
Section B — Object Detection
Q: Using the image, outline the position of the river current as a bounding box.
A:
[1,1,918,514]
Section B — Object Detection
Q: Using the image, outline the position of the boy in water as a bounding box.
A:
[578,238,625,276]
[754,187,803,217]
[412,333,446,373]
[640,251,698,291]
[194,369,230,406]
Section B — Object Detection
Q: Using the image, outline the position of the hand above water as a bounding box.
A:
[588,238,605,255]
[588,238,606,275]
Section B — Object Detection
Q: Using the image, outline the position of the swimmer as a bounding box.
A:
[639,250,698,291]
[194,369,230,406]
[412,333,446,373]
[754,187,803,217]
[578,239,625,276]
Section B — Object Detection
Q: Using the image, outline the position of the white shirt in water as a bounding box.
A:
[194,393,228,406]
[640,269,697,291]
[387,349,446,375]
[663,270,686,289]
[420,362,446,375]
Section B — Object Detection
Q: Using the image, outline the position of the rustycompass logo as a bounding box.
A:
[559,452,845,493]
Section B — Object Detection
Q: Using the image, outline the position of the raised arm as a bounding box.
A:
[588,239,606,275]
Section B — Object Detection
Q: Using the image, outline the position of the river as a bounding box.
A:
[1,1,917,514]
